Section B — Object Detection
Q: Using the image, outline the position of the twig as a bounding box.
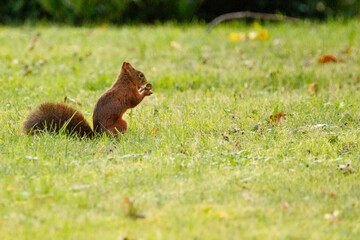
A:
[206,11,300,32]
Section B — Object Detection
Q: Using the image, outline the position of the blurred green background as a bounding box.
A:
[1,0,359,24]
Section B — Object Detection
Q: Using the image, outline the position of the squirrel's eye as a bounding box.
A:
[139,73,144,78]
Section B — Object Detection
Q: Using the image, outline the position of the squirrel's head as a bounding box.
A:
[120,62,147,88]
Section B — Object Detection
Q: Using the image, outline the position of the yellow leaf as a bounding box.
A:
[151,127,159,134]
[229,33,246,42]
[248,30,269,41]
[308,83,318,95]
[6,185,17,191]
[218,211,228,219]
[170,41,182,50]
[256,30,269,40]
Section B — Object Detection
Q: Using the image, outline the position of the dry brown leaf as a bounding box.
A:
[98,142,104,150]
[330,192,337,199]
[122,197,145,219]
[28,34,40,51]
[123,196,132,210]
[318,54,337,64]
[64,96,82,106]
[270,111,286,124]
[324,210,341,224]
[308,83,318,95]
[222,134,229,141]
[180,163,185,170]
[235,140,240,148]
[342,47,351,54]
[280,201,290,210]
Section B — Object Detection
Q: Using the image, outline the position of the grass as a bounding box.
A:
[0,20,360,239]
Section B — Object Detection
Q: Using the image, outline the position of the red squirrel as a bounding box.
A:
[24,62,152,137]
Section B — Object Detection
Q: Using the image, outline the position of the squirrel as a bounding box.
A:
[24,62,153,137]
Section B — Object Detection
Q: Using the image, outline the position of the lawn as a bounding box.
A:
[0,21,359,239]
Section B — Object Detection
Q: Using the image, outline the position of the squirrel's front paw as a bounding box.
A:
[143,90,152,96]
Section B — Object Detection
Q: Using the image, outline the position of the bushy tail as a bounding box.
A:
[24,103,94,137]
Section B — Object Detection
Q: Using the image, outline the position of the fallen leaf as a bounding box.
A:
[242,193,253,201]
[324,210,340,224]
[338,163,355,174]
[170,41,182,50]
[229,33,246,42]
[70,184,91,191]
[6,185,17,191]
[235,140,240,148]
[318,54,337,64]
[256,30,269,40]
[248,30,269,40]
[308,83,318,94]
[270,111,286,124]
[222,134,229,141]
[64,96,82,106]
[218,211,228,219]
[342,47,351,54]
[122,196,145,219]
[280,201,290,210]
[151,127,159,135]
[98,142,104,150]
[28,33,40,51]
[330,192,337,199]
[312,124,327,129]
[122,196,132,211]
[324,210,339,219]
[180,163,185,170]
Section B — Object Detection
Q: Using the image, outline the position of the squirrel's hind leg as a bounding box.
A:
[109,118,127,135]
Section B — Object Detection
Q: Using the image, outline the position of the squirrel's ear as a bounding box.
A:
[121,62,131,75]
[122,62,129,69]
[122,61,134,70]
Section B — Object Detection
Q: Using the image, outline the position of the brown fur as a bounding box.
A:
[24,62,152,137]
[93,62,152,134]
[24,102,93,137]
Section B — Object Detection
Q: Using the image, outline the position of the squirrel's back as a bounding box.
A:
[24,103,93,137]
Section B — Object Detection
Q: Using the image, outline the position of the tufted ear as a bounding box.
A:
[121,62,132,75]
[122,62,134,70]
[122,62,128,69]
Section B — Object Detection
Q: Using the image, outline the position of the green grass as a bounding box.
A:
[1,21,360,239]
